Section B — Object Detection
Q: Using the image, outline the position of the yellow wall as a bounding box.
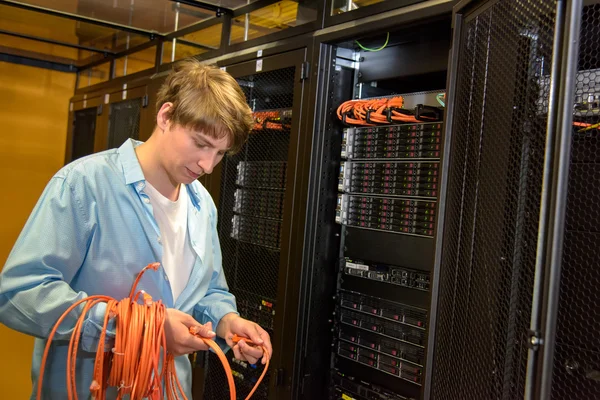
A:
[0,61,76,398]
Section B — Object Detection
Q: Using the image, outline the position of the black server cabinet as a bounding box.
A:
[431,0,596,399]
[430,0,558,396]
[66,95,104,164]
[107,98,143,149]
[198,50,310,400]
[304,15,452,400]
[104,84,153,150]
[541,2,600,399]
[66,83,153,164]
[71,108,98,161]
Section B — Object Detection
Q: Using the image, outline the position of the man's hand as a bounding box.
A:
[164,308,216,356]
[217,313,272,365]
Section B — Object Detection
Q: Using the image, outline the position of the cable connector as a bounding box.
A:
[230,334,257,346]
[148,262,161,271]
[143,292,153,306]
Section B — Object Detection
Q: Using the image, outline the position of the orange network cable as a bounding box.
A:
[336,96,441,126]
[37,262,269,400]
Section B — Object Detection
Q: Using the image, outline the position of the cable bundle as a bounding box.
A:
[336,96,442,126]
[252,110,292,131]
[37,262,269,400]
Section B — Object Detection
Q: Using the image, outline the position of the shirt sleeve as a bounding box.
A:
[193,198,238,350]
[0,176,115,352]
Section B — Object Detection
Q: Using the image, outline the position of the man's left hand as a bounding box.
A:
[217,313,272,365]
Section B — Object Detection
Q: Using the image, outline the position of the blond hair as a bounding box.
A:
[156,59,253,154]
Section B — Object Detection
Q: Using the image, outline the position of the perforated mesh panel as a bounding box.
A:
[432,0,556,398]
[108,98,142,149]
[203,67,296,400]
[71,107,97,161]
[550,4,600,398]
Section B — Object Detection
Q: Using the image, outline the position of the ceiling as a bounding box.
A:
[8,0,253,33]
[0,0,258,72]
[0,0,322,80]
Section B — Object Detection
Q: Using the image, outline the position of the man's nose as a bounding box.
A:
[198,152,218,175]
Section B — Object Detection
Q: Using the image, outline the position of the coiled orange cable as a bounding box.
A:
[37,262,269,400]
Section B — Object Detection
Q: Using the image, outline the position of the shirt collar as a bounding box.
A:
[118,139,145,186]
[117,138,203,208]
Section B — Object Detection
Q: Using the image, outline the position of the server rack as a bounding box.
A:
[301,8,453,399]
[193,49,313,400]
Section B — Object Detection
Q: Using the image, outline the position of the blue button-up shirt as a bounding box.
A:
[0,139,237,399]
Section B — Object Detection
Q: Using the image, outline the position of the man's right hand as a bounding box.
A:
[164,308,216,356]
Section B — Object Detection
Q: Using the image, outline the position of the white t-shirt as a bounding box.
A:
[144,182,195,301]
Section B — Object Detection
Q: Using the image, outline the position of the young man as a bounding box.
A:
[0,59,272,399]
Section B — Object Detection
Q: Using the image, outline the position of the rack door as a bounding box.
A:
[199,49,309,400]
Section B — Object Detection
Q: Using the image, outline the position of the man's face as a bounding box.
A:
[162,122,230,185]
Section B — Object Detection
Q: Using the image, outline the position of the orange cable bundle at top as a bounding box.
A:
[336,96,441,126]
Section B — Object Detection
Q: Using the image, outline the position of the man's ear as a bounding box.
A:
[156,102,173,131]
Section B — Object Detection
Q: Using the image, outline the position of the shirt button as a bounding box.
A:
[157,237,162,244]
[164,274,169,282]
[143,198,150,204]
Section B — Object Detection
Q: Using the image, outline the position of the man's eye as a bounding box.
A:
[196,142,207,148]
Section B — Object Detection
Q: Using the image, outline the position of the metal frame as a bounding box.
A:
[533,0,582,398]
[314,0,453,42]
[168,0,233,16]
[523,0,568,396]
[424,7,462,399]
[293,40,345,400]
[0,48,77,72]
[0,29,116,55]
[324,0,426,27]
